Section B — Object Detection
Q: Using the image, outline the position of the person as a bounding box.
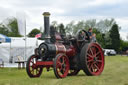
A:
[88,28,97,42]
[126,50,128,56]
[91,33,97,42]
[79,31,86,40]
[88,28,93,39]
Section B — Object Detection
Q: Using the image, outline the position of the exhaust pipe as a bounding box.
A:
[43,12,51,43]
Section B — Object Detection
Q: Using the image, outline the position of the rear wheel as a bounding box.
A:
[53,54,69,78]
[80,43,104,76]
[26,55,43,78]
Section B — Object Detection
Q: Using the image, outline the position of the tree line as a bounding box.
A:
[49,19,128,52]
[0,17,128,52]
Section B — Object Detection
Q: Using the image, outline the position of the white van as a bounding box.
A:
[104,49,116,56]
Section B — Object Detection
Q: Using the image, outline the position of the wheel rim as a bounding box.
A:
[56,55,69,78]
[28,55,42,77]
[86,43,104,75]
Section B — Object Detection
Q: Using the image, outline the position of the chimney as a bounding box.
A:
[43,12,51,43]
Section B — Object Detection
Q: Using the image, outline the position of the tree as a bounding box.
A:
[104,32,112,49]
[96,18,116,33]
[109,24,120,52]
[7,18,22,37]
[0,18,22,37]
[65,21,75,35]
[58,23,66,36]
[28,28,40,37]
[73,20,85,34]
[51,21,59,32]
[0,24,9,35]
[85,19,96,29]
[120,39,128,51]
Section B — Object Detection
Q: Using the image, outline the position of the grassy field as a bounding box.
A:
[0,55,128,85]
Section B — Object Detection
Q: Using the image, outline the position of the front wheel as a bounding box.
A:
[26,55,43,78]
[53,53,70,78]
[80,43,104,76]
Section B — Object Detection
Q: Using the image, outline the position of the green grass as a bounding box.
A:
[0,55,128,85]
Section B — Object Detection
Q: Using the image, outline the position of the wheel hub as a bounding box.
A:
[93,57,97,61]
[62,64,65,68]
[32,64,37,69]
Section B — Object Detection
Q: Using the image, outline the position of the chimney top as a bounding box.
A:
[43,12,50,17]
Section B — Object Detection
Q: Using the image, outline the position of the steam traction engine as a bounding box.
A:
[26,12,104,78]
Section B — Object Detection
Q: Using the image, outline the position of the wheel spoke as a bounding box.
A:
[62,57,65,64]
[87,59,93,63]
[57,68,61,73]
[30,60,34,65]
[89,48,94,55]
[93,47,96,55]
[31,68,34,74]
[91,66,94,72]
[89,62,98,72]
[89,63,94,70]
[96,51,100,56]
[96,60,102,63]
[94,63,100,71]
[57,61,62,69]
[87,53,92,58]
[62,68,65,73]
[57,61,62,67]
[36,68,40,74]
[36,69,37,74]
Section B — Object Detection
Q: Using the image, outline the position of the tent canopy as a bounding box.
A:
[0,34,11,43]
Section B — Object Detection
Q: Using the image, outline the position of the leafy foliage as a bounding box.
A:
[7,18,22,37]
[0,24,9,35]
[0,17,22,37]
[120,39,128,51]
[109,24,120,51]
[58,23,66,36]
[28,28,40,37]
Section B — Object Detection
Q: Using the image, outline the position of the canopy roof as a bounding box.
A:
[0,34,11,43]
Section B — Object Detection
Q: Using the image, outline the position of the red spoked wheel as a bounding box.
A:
[26,55,43,78]
[80,43,104,76]
[68,69,80,76]
[53,53,70,78]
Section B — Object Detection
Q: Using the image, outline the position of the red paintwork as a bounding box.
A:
[55,33,62,40]
[55,54,69,78]
[55,43,77,57]
[36,61,53,66]
[86,43,104,76]
[55,43,66,54]
[28,55,42,77]
[66,45,76,57]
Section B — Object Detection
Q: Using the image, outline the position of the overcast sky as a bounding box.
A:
[0,0,128,40]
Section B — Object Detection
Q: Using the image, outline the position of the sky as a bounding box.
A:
[0,0,128,40]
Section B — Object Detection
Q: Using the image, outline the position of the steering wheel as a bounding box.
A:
[76,29,90,49]
[76,29,90,41]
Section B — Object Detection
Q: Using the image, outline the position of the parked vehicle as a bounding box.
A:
[104,49,116,56]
